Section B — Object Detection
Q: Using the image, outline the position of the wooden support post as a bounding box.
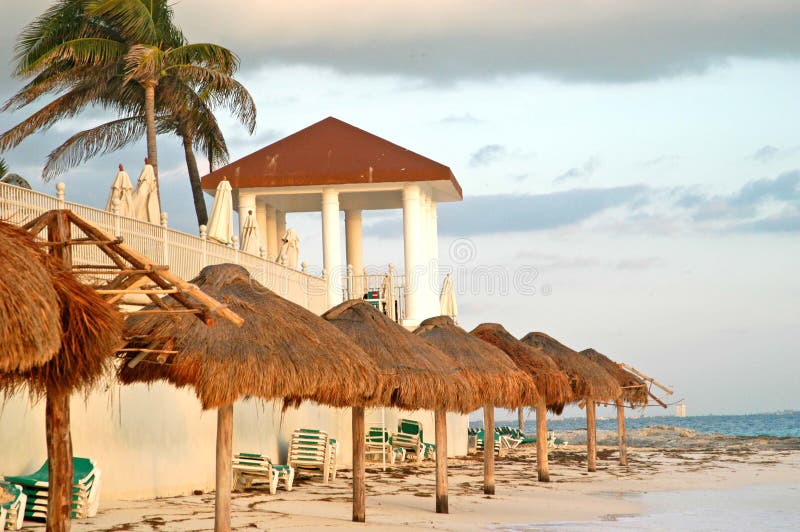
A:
[517,406,525,433]
[586,400,597,472]
[536,400,549,482]
[46,210,72,532]
[616,399,628,466]
[352,406,366,523]
[215,403,233,532]
[434,409,449,514]
[483,405,495,495]
[46,389,72,532]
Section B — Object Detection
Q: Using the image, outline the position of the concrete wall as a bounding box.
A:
[0,382,468,500]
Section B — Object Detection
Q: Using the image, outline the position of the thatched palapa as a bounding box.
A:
[521,332,621,404]
[581,348,648,407]
[119,264,379,409]
[0,221,61,372]
[414,316,538,409]
[470,323,570,408]
[323,300,479,413]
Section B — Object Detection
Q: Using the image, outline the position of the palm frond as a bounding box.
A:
[14,0,90,75]
[124,44,162,84]
[19,37,126,77]
[165,43,239,75]
[42,115,147,179]
[86,0,157,44]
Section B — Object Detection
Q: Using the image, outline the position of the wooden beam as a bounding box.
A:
[616,399,628,466]
[517,406,525,433]
[586,400,597,473]
[483,405,495,495]
[352,406,366,523]
[619,363,673,395]
[536,400,549,482]
[434,409,449,514]
[215,403,233,532]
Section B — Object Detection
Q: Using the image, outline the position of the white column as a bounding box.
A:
[255,200,268,252]
[237,192,257,244]
[345,209,364,298]
[402,184,421,325]
[322,188,343,308]
[430,199,440,315]
[419,190,433,318]
[265,204,278,260]
[276,210,287,240]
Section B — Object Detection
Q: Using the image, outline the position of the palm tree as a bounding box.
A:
[0,157,7,179]
[0,0,255,224]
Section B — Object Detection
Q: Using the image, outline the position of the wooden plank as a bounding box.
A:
[586,400,597,472]
[616,399,628,466]
[517,406,525,433]
[215,404,233,532]
[619,363,673,395]
[434,409,449,514]
[352,406,366,523]
[536,400,549,482]
[483,405,495,495]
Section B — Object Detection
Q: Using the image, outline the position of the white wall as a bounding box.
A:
[0,382,468,500]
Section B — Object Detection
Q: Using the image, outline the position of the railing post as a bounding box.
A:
[388,263,397,322]
[232,236,240,264]
[346,264,354,300]
[56,182,66,209]
[160,212,169,265]
[199,224,208,267]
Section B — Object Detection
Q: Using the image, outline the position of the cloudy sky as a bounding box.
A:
[1,1,798,417]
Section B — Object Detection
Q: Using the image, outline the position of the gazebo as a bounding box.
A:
[201,117,463,325]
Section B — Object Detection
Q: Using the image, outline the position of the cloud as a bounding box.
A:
[439,113,482,125]
[640,154,680,168]
[749,145,800,163]
[554,156,601,183]
[513,251,666,271]
[689,170,800,221]
[469,144,507,167]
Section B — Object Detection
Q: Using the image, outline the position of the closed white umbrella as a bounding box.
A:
[207,178,233,244]
[439,273,458,320]
[239,209,260,255]
[132,160,161,224]
[106,164,135,217]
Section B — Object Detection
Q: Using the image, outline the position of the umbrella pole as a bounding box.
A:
[434,409,449,514]
[616,399,628,466]
[381,407,386,471]
[46,388,73,532]
[352,406,366,522]
[517,406,525,433]
[535,400,549,482]
[215,403,233,532]
[483,405,495,494]
[586,400,597,472]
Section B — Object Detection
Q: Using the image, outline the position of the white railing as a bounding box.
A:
[0,182,328,314]
[342,265,406,323]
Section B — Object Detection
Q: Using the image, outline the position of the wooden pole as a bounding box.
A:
[352,406,366,523]
[215,403,233,532]
[616,399,628,466]
[483,405,495,495]
[586,400,597,472]
[46,389,72,532]
[517,406,525,433]
[46,210,72,532]
[535,400,549,482]
[434,409,449,514]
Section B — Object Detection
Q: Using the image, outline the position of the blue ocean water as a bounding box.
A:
[470,411,800,438]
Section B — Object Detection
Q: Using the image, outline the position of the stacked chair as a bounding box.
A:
[3,457,101,523]
[365,427,406,465]
[287,429,337,483]
[390,419,425,463]
[0,482,26,530]
[232,453,294,495]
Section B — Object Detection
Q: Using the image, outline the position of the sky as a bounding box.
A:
[1,1,798,417]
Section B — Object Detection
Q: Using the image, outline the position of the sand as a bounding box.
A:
[20,427,800,531]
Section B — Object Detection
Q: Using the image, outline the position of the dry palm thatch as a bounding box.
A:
[118,264,379,409]
[323,301,480,413]
[0,255,124,397]
[470,323,571,411]
[521,332,620,404]
[580,348,648,407]
[0,221,61,372]
[414,316,539,409]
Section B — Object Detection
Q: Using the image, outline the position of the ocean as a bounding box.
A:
[471,411,800,438]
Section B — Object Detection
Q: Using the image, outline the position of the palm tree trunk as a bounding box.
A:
[143,81,161,209]
[181,133,209,227]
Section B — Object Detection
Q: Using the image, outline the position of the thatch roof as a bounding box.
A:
[580,348,648,407]
[0,251,124,397]
[414,316,539,409]
[469,323,571,410]
[0,221,61,372]
[323,301,480,413]
[520,332,620,404]
[118,264,380,410]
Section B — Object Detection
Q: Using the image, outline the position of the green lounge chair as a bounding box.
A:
[288,429,336,483]
[391,419,425,463]
[232,453,294,495]
[366,427,406,464]
[1,482,26,530]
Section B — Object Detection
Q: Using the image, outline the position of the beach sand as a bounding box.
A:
[22,427,800,531]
